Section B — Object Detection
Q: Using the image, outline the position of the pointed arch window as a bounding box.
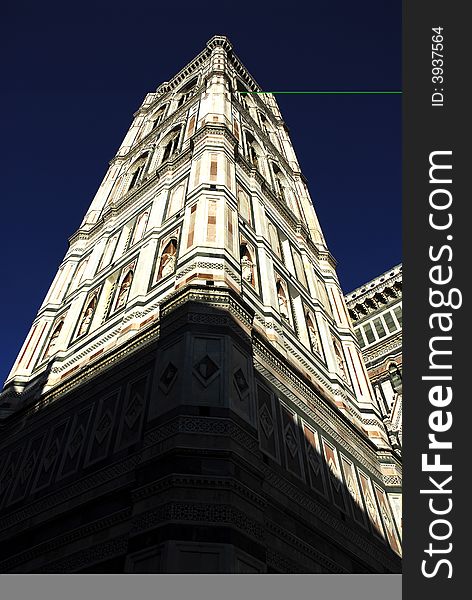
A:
[177,78,197,107]
[161,127,181,163]
[156,239,178,281]
[127,153,149,192]
[236,80,250,110]
[244,132,262,172]
[259,112,270,136]
[151,105,167,130]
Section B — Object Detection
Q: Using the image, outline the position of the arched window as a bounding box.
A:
[240,243,255,287]
[77,295,97,338]
[157,239,178,281]
[236,80,250,110]
[259,112,270,136]
[114,270,133,312]
[44,319,64,359]
[245,132,260,170]
[151,105,167,129]
[177,78,197,107]
[127,153,149,192]
[161,127,181,163]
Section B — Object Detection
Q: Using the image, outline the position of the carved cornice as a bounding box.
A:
[191,121,239,154]
[363,333,402,366]
[131,501,264,541]
[160,285,254,332]
[132,473,266,509]
[346,266,402,323]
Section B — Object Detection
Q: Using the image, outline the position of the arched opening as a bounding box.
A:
[151,105,167,129]
[157,239,178,281]
[127,153,149,192]
[259,112,270,136]
[245,132,261,171]
[177,78,197,107]
[236,80,250,110]
[161,127,181,163]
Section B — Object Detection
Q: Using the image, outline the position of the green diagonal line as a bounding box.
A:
[239,91,402,95]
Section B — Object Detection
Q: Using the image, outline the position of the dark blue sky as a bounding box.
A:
[0,1,401,384]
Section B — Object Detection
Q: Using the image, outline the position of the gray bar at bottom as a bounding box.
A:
[1,574,401,600]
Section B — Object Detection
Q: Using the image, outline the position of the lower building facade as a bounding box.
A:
[0,286,401,573]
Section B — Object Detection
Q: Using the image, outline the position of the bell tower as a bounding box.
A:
[0,36,401,574]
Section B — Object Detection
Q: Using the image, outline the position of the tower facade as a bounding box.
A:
[0,36,401,573]
[346,265,403,453]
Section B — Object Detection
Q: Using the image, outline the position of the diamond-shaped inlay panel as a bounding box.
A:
[284,424,298,458]
[193,354,219,386]
[327,456,342,491]
[124,393,143,429]
[0,464,15,495]
[95,411,113,444]
[68,426,85,457]
[44,439,60,472]
[233,368,249,400]
[159,362,178,394]
[259,404,274,439]
[20,451,37,485]
[307,445,321,476]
